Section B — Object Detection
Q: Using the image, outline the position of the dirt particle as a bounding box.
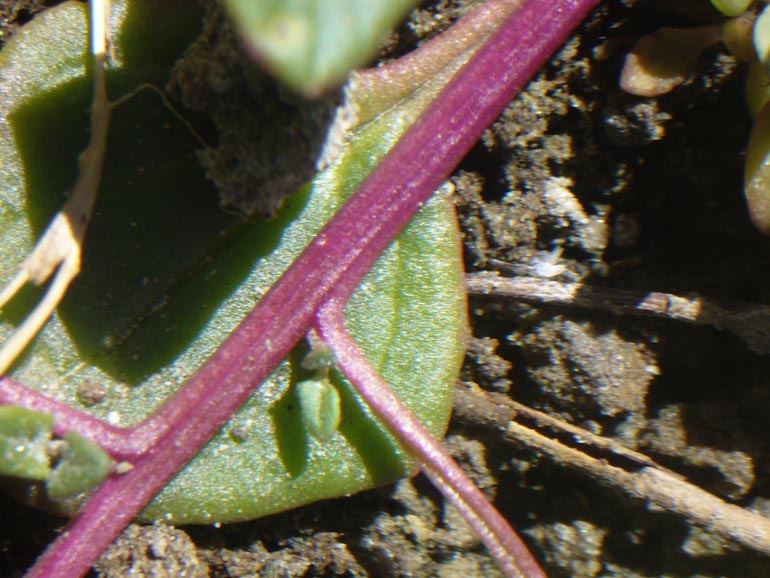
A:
[76,380,107,406]
[95,523,207,578]
[517,318,655,419]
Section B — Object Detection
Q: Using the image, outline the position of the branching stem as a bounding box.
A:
[4,1,600,576]
[315,300,546,578]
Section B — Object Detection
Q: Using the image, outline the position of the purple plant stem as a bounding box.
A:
[350,0,524,124]
[15,1,599,576]
[315,300,546,578]
[0,378,146,458]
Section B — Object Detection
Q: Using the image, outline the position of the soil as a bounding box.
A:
[3,0,770,577]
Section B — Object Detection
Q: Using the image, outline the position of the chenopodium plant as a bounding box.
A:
[0,0,465,523]
[0,0,599,576]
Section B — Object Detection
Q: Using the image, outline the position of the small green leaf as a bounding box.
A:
[0,406,53,480]
[296,378,342,442]
[0,407,111,497]
[47,432,113,499]
[220,0,420,95]
[711,0,752,17]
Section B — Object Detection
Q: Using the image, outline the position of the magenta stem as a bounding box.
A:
[0,377,135,454]
[307,0,602,299]
[315,300,546,578]
[16,1,599,576]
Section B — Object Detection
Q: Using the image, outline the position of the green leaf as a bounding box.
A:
[47,432,113,499]
[0,0,466,524]
[296,378,342,442]
[711,0,752,17]
[0,406,53,480]
[220,0,420,95]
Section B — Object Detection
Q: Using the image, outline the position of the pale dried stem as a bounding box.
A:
[454,382,770,557]
[0,0,113,374]
[466,273,770,355]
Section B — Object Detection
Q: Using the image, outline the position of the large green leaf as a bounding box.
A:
[220,0,420,95]
[0,1,466,524]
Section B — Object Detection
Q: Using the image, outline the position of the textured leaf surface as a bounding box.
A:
[220,0,419,95]
[0,0,466,523]
[0,406,52,480]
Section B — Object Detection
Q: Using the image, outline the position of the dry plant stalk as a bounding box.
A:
[453,382,770,556]
[0,0,113,373]
[466,273,770,355]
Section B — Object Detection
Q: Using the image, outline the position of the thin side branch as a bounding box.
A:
[0,376,145,459]
[453,382,770,557]
[316,301,547,578]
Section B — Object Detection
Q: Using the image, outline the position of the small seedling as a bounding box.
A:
[0,406,112,499]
